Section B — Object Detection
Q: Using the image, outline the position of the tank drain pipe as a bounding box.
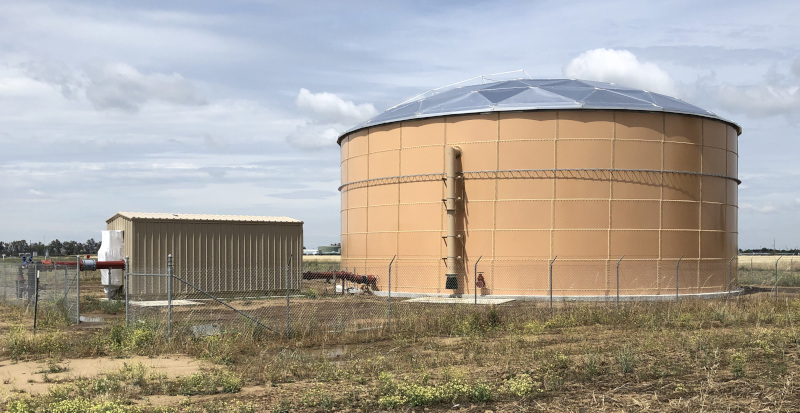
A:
[616,255,624,308]
[675,255,683,301]
[445,145,462,290]
[474,255,482,305]
[549,256,557,312]
[388,255,395,331]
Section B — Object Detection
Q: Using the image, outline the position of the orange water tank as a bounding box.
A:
[338,79,740,298]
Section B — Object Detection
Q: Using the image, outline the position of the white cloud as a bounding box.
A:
[563,48,678,96]
[0,2,254,69]
[714,83,799,119]
[295,88,377,124]
[84,63,206,112]
[793,57,800,78]
[740,203,777,213]
[287,88,377,151]
[704,63,800,120]
[286,124,342,151]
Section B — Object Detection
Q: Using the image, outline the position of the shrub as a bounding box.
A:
[501,373,539,398]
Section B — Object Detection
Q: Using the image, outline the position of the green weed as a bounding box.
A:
[730,351,747,378]
[615,346,638,374]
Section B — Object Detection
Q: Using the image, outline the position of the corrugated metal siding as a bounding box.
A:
[107,215,302,297]
[106,216,133,261]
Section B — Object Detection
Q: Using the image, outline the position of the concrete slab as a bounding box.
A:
[129,300,201,307]
[405,297,515,305]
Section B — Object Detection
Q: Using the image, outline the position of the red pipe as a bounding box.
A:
[94,260,126,270]
[302,271,378,288]
[41,259,126,271]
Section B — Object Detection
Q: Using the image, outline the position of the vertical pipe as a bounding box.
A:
[76,255,80,324]
[775,255,783,300]
[675,255,683,301]
[445,145,462,290]
[387,255,395,331]
[286,254,291,338]
[616,256,624,308]
[167,254,173,341]
[728,255,735,299]
[474,256,482,305]
[549,256,557,312]
[125,256,130,327]
[33,269,40,334]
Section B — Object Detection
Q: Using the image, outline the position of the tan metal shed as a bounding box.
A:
[106,212,303,296]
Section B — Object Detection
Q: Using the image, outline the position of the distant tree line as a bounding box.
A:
[0,239,101,257]
[739,247,800,255]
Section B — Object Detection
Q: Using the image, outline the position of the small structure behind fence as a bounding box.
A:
[0,260,81,328]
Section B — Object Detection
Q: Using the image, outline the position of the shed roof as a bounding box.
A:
[338,78,740,143]
[107,212,302,224]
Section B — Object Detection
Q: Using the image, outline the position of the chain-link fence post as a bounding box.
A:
[474,256,482,305]
[675,255,683,301]
[616,256,624,308]
[341,267,347,296]
[33,269,40,334]
[286,253,291,338]
[125,256,130,327]
[775,255,783,300]
[76,255,81,324]
[167,254,173,341]
[387,255,396,331]
[549,256,557,312]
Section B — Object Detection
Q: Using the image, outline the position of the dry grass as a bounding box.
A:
[302,255,342,264]
[738,255,800,271]
[738,255,800,287]
[1,293,799,411]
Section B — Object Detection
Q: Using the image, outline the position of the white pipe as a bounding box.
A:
[445,145,462,289]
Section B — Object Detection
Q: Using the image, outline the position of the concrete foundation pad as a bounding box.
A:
[405,297,515,305]
[129,300,201,307]
[376,290,743,302]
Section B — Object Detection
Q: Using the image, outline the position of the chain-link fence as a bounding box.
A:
[0,253,793,338]
[125,255,394,340]
[123,254,770,341]
[738,254,800,294]
[0,261,81,327]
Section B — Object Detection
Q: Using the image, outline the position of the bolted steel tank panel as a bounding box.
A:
[339,81,739,298]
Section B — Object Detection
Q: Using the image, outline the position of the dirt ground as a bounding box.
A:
[0,356,207,396]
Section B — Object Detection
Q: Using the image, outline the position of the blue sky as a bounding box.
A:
[0,0,798,249]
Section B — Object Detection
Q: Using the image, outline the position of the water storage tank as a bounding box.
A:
[338,79,740,298]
